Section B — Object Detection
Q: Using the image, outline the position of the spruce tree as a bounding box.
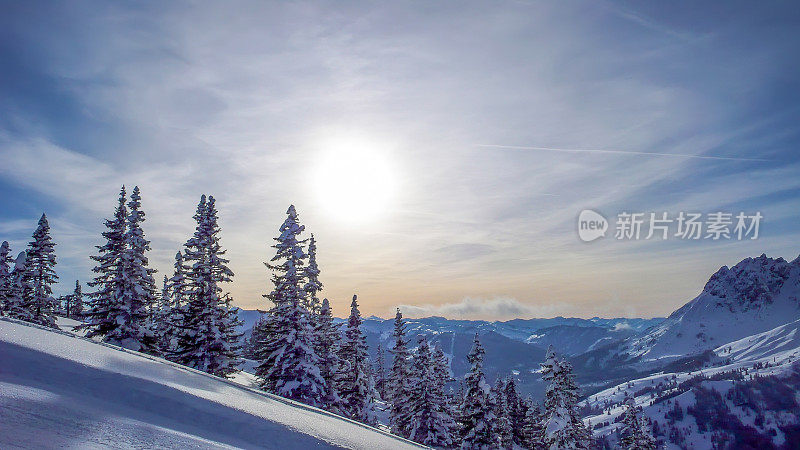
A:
[389,308,413,437]
[492,378,514,449]
[335,295,376,424]
[6,252,33,321]
[522,399,546,448]
[407,336,457,447]
[459,334,496,449]
[504,376,526,447]
[65,280,83,319]
[151,275,173,353]
[620,397,656,450]
[541,347,590,449]
[25,213,59,328]
[375,342,387,400]
[162,252,190,360]
[303,234,322,314]
[254,205,325,404]
[314,297,342,411]
[82,186,128,339]
[0,241,13,315]
[117,186,159,353]
[174,195,242,377]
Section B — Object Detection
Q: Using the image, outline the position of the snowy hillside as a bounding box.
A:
[0,317,422,449]
[582,321,800,449]
[623,254,800,364]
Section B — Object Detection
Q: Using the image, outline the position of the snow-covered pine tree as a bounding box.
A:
[96,186,159,353]
[65,280,83,319]
[389,308,413,437]
[25,213,59,328]
[540,346,590,449]
[314,297,342,411]
[160,252,190,360]
[0,241,13,315]
[82,187,127,339]
[504,376,526,447]
[459,334,496,449]
[522,399,546,448]
[407,336,457,447]
[174,195,242,377]
[303,233,322,314]
[375,341,387,400]
[431,343,453,394]
[254,205,325,404]
[620,397,657,450]
[335,295,376,424]
[491,378,514,449]
[151,275,172,353]
[5,252,33,321]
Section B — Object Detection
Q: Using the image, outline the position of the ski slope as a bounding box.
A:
[0,317,422,449]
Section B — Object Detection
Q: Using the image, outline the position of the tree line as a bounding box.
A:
[0,186,657,449]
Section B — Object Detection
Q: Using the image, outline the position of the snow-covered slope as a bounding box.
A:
[582,319,800,449]
[623,254,800,363]
[714,318,800,364]
[0,317,421,449]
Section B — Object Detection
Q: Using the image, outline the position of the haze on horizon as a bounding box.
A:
[1,1,799,320]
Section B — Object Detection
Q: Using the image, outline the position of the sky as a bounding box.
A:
[1,1,799,320]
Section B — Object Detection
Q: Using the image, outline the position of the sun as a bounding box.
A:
[313,135,398,223]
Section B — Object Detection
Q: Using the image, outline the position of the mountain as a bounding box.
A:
[525,324,635,356]
[622,254,800,365]
[235,312,663,398]
[582,319,800,449]
[0,317,422,449]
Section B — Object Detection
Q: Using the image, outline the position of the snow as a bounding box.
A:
[0,317,423,449]
[622,254,800,364]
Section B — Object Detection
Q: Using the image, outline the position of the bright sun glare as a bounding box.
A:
[313,136,398,223]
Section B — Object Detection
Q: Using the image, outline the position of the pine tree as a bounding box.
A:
[460,334,496,449]
[620,397,657,450]
[82,187,128,339]
[65,280,83,319]
[174,195,242,377]
[522,399,546,448]
[303,234,322,314]
[541,347,590,449]
[432,342,459,445]
[161,252,190,360]
[115,185,159,353]
[314,297,342,411]
[151,275,172,353]
[0,241,13,315]
[375,341,387,400]
[407,336,457,447]
[25,213,59,328]
[492,378,514,449]
[254,205,325,404]
[504,376,526,447]
[335,295,376,424]
[389,308,413,437]
[5,252,33,321]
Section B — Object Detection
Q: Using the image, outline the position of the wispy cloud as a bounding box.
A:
[1,1,798,320]
[475,144,773,162]
[398,297,569,320]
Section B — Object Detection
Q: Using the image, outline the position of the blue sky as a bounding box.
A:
[1,1,799,319]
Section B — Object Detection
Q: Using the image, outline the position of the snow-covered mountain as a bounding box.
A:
[582,318,800,449]
[0,317,422,449]
[622,254,800,364]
